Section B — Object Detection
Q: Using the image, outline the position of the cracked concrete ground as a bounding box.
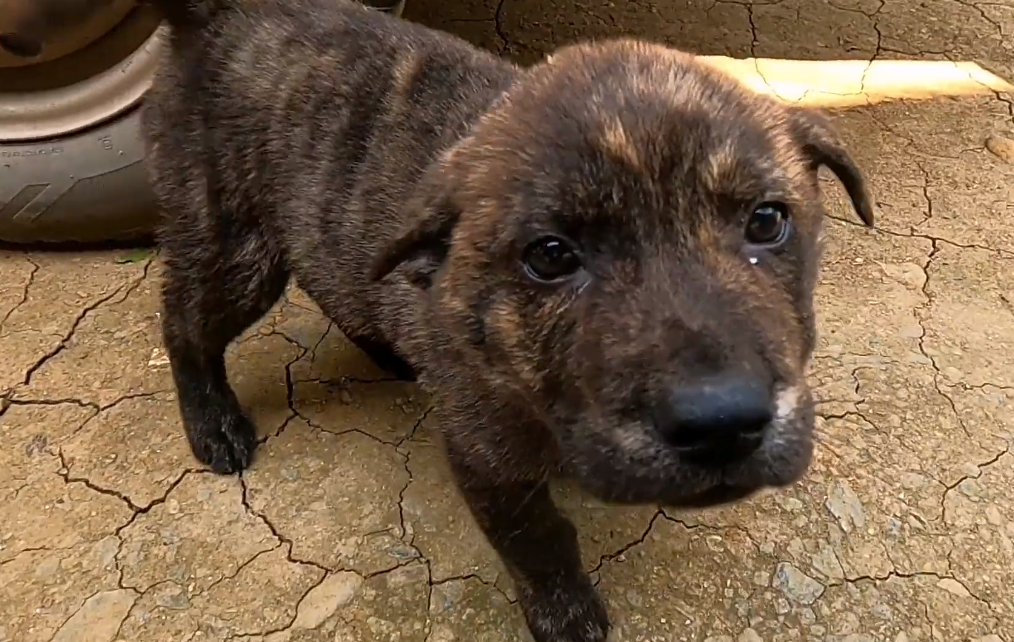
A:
[2,0,1013,640]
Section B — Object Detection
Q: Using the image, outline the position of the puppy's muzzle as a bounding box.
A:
[651,373,774,467]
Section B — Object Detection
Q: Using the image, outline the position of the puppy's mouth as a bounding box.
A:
[672,432,767,469]
[563,383,815,507]
[575,437,812,508]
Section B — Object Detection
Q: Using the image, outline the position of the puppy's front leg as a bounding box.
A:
[446,449,609,642]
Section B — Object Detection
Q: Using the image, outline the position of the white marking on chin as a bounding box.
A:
[758,383,804,455]
[774,384,802,423]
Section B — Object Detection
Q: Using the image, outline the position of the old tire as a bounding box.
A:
[0,1,161,245]
[0,0,405,246]
[0,105,155,244]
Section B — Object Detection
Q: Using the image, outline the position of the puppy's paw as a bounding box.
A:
[520,576,609,642]
[186,407,257,475]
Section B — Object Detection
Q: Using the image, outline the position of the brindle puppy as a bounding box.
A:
[142,1,874,639]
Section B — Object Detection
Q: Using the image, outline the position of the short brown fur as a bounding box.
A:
[141,2,874,640]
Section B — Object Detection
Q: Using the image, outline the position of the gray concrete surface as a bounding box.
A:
[2,0,1013,640]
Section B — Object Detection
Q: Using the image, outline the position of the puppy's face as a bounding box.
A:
[375,40,873,507]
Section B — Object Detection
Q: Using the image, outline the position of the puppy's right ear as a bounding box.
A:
[788,107,875,227]
[369,171,462,290]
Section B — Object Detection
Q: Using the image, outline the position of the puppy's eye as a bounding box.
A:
[745,202,790,246]
[522,236,582,282]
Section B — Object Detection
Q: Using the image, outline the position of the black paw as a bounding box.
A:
[185,404,257,475]
[520,576,610,642]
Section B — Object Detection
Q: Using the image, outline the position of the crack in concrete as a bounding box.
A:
[422,569,436,642]
[56,450,146,512]
[112,469,202,537]
[237,473,331,575]
[429,565,516,603]
[826,212,1014,259]
[2,1,1012,637]
[42,399,192,508]
[816,409,960,495]
[844,568,993,606]
[940,448,1011,527]
[663,510,767,554]
[912,158,935,230]
[813,363,868,416]
[861,26,885,101]
[955,0,1005,37]
[49,584,139,642]
[224,567,330,641]
[838,0,886,101]
[106,482,369,641]
[198,543,287,598]
[999,292,1014,319]
[588,509,665,581]
[393,419,425,544]
[231,318,430,578]
[746,3,759,58]
[237,427,420,575]
[658,511,994,611]
[4,395,96,411]
[816,407,862,422]
[826,227,978,449]
[251,318,415,447]
[959,380,1014,393]
[112,535,130,592]
[814,351,908,365]
[0,544,57,567]
[9,481,29,501]
[493,0,510,56]
[864,107,1006,162]
[248,329,309,445]
[257,413,301,450]
[0,255,38,331]
[295,401,412,448]
[22,522,140,642]
[223,559,436,642]
[280,295,322,316]
[8,390,169,415]
[585,508,767,588]
[908,239,980,443]
[997,91,1014,124]
[21,259,154,388]
[838,0,886,19]
[107,579,162,642]
[399,404,433,447]
[6,399,99,468]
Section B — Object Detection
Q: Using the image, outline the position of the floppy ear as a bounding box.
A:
[789,108,875,227]
[369,170,462,290]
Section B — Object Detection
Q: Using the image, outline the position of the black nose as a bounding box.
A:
[653,375,773,466]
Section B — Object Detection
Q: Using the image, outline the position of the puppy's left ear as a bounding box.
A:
[789,107,875,226]
[370,168,462,290]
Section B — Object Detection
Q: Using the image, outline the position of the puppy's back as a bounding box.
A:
[143,0,516,262]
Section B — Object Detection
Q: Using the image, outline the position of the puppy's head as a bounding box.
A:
[373,39,873,507]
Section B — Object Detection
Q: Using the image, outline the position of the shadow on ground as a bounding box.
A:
[1,1,1013,641]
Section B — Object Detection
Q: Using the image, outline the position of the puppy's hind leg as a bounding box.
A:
[159,213,289,475]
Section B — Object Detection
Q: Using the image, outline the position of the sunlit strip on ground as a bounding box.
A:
[698,57,1014,107]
